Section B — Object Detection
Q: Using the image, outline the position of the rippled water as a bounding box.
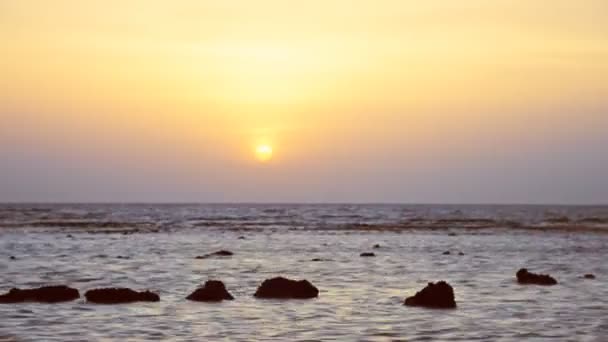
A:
[1,204,607,341]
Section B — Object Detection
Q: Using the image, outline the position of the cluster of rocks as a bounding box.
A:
[0,277,320,304]
[1,265,592,308]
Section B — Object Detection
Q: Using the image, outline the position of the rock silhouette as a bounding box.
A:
[0,285,80,304]
[254,277,319,299]
[373,244,381,249]
[442,251,451,255]
[360,252,375,257]
[516,269,557,285]
[85,288,160,304]
[196,250,234,259]
[187,280,234,302]
[584,274,596,279]
[404,281,456,309]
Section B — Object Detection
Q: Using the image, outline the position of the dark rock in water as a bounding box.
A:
[238,236,246,240]
[196,250,234,259]
[9,256,16,261]
[254,277,319,299]
[311,258,332,262]
[116,256,130,260]
[0,285,80,304]
[85,288,160,304]
[458,252,465,256]
[448,233,457,236]
[67,234,74,238]
[442,251,451,255]
[360,252,375,257]
[584,274,596,279]
[516,268,557,285]
[187,280,234,302]
[373,244,381,249]
[404,281,456,309]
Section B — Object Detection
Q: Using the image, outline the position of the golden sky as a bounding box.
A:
[1,1,607,202]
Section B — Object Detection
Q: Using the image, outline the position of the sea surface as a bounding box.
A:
[1,204,607,341]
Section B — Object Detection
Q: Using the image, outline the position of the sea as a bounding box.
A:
[1,204,607,341]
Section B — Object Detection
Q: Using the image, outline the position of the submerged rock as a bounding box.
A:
[85,288,160,304]
[373,244,381,249]
[195,250,234,259]
[0,285,80,304]
[187,280,234,302]
[360,252,375,257]
[404,281,456,309]
[516,268,557,285]
[584,274,596,279]
[254,277,319,299]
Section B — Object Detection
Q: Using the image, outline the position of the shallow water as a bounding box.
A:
[1,204,607,341]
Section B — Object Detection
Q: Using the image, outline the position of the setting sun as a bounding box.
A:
[255,144,273,162]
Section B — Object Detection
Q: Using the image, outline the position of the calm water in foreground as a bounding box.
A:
[1,204,607,341]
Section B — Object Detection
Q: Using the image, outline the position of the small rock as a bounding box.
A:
[238,236,246,240]
[85,288,160,304]
[360,252,375,257]
[584,274,596,279]
[448,233,457,236]
[254,277,319,299]
[404,281,456,309]
[516,268,557,285]
[373,244,381,249]
[0,285,80,304]
[9,256,16,261]
[186,280,234,302]
[458,252,465,256]
[195,250,234,259]
[67,234,74,238]
[442,251,451,255]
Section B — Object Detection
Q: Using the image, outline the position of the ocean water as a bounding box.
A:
[1,204,607,341]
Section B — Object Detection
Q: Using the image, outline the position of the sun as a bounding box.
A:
[255,144,273,162]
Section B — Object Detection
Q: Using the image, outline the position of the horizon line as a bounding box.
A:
[0,201,607,207]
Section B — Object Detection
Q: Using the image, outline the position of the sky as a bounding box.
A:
[1,0,607,204]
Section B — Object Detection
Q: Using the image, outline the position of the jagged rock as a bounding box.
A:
[186,280,234,302]
[404,281,456,309]
[360,252,375,257]
[195,250,234,259]
[0,285,80,304]
[516,269,557,285]
[584,274,596,279]
[85,288,160,304]
[254,277,319,299]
